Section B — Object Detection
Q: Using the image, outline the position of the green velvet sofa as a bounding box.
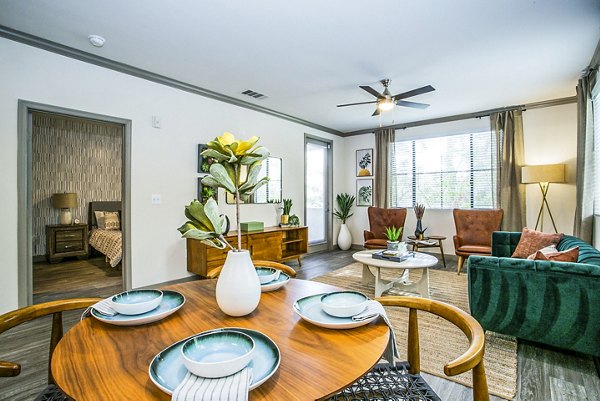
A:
[468,231,600,357]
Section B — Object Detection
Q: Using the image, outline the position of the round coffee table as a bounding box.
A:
[353,250,438,298]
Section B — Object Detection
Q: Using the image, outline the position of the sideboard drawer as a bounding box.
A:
[55,241,84,253]
[56,230,83,242]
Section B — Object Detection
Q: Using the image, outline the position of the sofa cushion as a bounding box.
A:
[512,228,562,258]
[557,235,600,267]
[364,239,388,249]
[528,246,579,262]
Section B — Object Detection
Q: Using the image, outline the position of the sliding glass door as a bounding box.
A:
[305,135,332,252]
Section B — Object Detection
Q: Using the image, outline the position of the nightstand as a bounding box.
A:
[46,224,89,263]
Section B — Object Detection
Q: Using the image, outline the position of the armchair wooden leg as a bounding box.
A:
[472,360,490,401]
[457,256,464,275]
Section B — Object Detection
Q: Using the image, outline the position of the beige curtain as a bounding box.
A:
[492,110,526,231]
[573,69,596,242]
[373,128,395,208]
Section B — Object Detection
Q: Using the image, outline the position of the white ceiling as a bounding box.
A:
[1,0,598,134]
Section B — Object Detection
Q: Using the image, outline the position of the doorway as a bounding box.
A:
[17,101,132,307]
[304,135,333,253]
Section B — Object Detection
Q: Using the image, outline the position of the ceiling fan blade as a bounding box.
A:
[372,108,381,116]
[393,85,435,101]
[336,100,378,107]
[360,85,384,99]
[395,100,430,109]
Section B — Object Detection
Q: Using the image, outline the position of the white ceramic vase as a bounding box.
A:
[215,250,261,317]
[338,223,352,250]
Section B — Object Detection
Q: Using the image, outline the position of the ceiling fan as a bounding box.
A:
[337,79,435,116]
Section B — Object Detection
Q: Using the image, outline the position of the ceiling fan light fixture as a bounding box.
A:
[378,99,395,111]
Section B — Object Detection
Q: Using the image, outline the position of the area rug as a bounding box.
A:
[311,263,517,400]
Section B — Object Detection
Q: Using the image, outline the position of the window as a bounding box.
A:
[390,130,497,209]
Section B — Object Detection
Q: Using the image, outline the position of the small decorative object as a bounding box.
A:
[333,193,355,251]
[356,148,373,177]
[356,179,373,206]
[73,218,80,224]
[281,198,292,225]
[198,144,218,174]
[288,214,300,226]
[197,178,218,204]
[414,203,427,239]
[179,133,270,317]
[240,221,264,232]
[384,225,403,251]
[52,192,78,225]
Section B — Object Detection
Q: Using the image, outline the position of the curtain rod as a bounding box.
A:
[343,96,577,137]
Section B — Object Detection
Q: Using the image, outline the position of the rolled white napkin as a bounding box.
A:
[353,300,398,365]
[81,297,117,320]
[172,368,252,401]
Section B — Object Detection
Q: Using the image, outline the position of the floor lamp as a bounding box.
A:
[521,164,565,233]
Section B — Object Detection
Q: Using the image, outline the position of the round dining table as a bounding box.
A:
[52,279,389,400]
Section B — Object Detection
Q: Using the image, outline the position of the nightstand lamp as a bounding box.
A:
[52,192,78,225]
[521,163,565,233]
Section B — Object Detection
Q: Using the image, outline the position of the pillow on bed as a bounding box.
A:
[95,211,120,230]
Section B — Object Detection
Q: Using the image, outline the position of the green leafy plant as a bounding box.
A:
[384,226,403,242]
[288,214,300,226]
[359,153,371,169]
[179,132,270,250]
[333,193,355,223]
[282,198,293,215]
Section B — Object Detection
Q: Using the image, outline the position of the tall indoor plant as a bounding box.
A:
[333,193,355,250]
[178,132,269,316]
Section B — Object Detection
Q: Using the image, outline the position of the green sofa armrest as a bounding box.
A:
[468,255,600,357]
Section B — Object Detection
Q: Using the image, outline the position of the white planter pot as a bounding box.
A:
[215,250,261,316]
[338,223,352,250]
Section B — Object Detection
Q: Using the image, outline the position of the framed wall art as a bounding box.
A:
[356,148,373,177]
[356,179,373,206]
[197,178,218,203]
[198,144,218,174]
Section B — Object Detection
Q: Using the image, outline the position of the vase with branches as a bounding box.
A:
[333,193,355,250]
[414,203,427,239]
[178,132,270,316]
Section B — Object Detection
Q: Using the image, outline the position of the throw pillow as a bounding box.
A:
[512,228,563,258]
[94,211,105,228]
[529,246,579,262]
[526,245,558,260]
[102,211,120,230]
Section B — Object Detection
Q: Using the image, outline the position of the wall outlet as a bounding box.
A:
[152,116,162,129]
[151,194,161,204]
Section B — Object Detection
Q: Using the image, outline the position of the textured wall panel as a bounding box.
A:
[32,112,122,256]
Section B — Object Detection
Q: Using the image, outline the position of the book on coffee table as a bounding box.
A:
[372,250,416,263]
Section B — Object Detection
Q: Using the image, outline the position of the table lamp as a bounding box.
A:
[521,164,565,233]
[52,192,78,225]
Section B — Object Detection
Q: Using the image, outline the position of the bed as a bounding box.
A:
[88,201,123,268]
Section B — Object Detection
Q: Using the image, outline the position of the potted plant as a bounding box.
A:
[281,198,292,225]
[384,226,403,251]
[333,193,355,250]
[414,203,427,239]
[178,132,269,316]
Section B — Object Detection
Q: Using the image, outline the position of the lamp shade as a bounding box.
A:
[521,164,565,184]
[52,193,78,208]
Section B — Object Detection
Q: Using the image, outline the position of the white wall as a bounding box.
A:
[0,38,343,313]
[342,104,578,253]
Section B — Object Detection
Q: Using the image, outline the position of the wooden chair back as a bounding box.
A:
[0,298,101,383]
[376,296,490,401]
[207,259,297,279]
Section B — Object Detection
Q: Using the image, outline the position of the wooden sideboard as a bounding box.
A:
[186,226,308,278]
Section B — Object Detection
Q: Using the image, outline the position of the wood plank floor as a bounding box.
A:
[1,249,598,400]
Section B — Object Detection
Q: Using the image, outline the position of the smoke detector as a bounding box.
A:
[88,35,105,48]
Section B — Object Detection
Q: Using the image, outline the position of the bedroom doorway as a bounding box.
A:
[17,101,132,306]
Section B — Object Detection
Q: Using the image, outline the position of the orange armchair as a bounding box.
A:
[363,207,407,249]
[453,208,503,275]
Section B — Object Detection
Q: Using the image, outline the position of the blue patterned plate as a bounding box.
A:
[91,290,185,326]
[149,327,280,394]
[260,272,290,292]
[293,293,377,329]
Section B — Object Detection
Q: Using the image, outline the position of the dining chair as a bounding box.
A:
[363,207,408,249]
[327,296,489,401]
[0,298,101,401]
[453,208,504,275]
[206,259,297,279]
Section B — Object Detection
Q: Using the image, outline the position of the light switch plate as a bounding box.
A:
[151,194,161,204]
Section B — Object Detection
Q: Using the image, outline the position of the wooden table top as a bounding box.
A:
[52,279,389,401]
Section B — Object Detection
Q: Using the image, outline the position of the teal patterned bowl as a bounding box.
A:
[320,291,368,318]
[110,289,163,315]
[181,330,255,378]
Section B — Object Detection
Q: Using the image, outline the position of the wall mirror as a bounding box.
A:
[225,157,282,204]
